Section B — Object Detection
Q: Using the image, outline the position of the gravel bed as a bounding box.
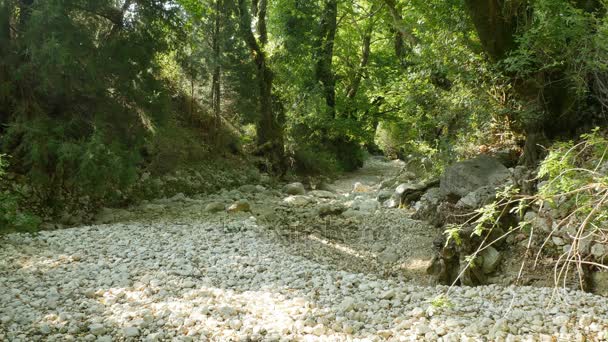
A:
[1,214,607,341]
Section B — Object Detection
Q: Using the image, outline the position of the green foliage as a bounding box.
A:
[430,294,454,309]
[0,155,40,233]
[5,116,140,208]
[500,0,608,131]
[445,128,608,287]
[290,144,340,176]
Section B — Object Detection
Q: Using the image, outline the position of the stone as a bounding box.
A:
[380,289,396,300]
[440,156,510,198]
[311,324,325,336]
[342,323,354,334]
[341,209,361,218]
[378,248,400,264]
[591,243,607,260]
[523,211,552,233]
[456,186,496,209]
[170,193,187,202]
[552,236,566,246]
[229,319,242,330]
[283,195,312,207]
[123,327,140,337]
[238,184,258,193]
[39,324,51,335]
[480,246,502,274]
[283,182,306,195]
[354,199,379,213]
[339,297,356,312]
[413,187,442,219]
[378,330,393,338]
[310,190,336,199]
[89,324,106,336]
[317,182,338,192]
[377,190,393,202]
[317,203,346,216]
[204,202,225,213]
[227,200,251,213]
[352,182,371,193]
[395,180,438,206]
[383,197,399,209]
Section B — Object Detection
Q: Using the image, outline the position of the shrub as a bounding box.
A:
[4,118,140,210]
[290,144,341,176]
[444,128,608,290]
[0,155,40,233]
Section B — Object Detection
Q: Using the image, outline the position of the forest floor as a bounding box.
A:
[1,157,608,341]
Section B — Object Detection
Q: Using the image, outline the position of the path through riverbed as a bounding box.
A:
[1,157,608,341]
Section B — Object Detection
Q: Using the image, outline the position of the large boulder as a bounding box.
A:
[440,156,510,199]
[456,186,496,209]
[412,187,443,220]
[283,182,306,195]
[395,179,439,207]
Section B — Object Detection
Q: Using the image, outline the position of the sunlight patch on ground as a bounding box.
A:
[308,234,377,259]
[399,258,432,271]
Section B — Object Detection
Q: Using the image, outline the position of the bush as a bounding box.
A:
[445,128,608,289]
[0,155,40,233]
[290,144,340,176]
[4,118,140,210]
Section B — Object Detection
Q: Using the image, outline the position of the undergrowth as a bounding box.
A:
[444,128,608,294]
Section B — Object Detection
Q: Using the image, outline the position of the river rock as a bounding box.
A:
[352,182,371,193]
[591,243,607,260]
[123,327,140,337]
[89,324,106,336]
[204,202,225,213]
[591,272,608,296]
[456,186,496,209]
[317,203,347,216]
[440,156,510,198]
[227,200,251,213]
[310,190,337,199]
[283,182,306,195]
[480,246,502,274]
[238,184,259,193]
[283,195,312,207]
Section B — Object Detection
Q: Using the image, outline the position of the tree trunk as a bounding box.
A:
[346,24,373,101]
[314,0,338,118]
[0,1,12,132]
[237,0,285,174]
[211,0,222,142]
[463,0,523,61]
[383,0,417,46]
[108,0,133,37]
[18,0,34,32]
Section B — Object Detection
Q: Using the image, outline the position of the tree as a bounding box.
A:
[314,0,338,118]
[237,0,286,174]
[464,0,607,165]
[211,0,223,139]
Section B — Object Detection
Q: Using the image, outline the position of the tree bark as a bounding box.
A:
[346,24,373,101]
[237,0,285,174]
[383,0,417,48]
[314,0,338,118]
[18,0,34,32]
[211,0,222,141]
[463,0,523,61]
[0,1,12,132]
